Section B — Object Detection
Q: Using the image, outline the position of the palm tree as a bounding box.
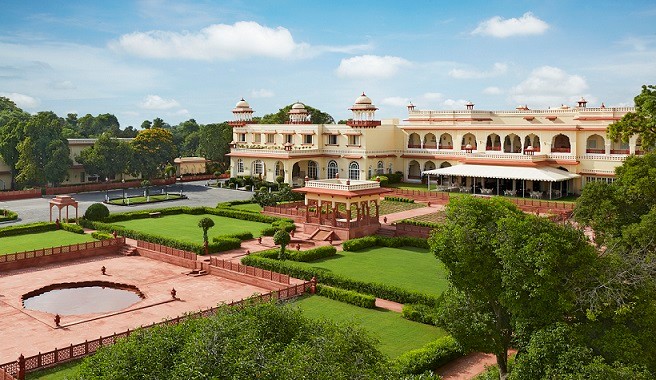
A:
[197,217,215,246]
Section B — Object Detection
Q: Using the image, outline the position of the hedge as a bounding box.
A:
[0,222,56,238]
[214,231,254,241]
[316,284,376,309]
[401,303,439,326]
[342,235,429,251]
[392,336,465,375]
[397,219,442,228]
[0,209,18,222]
[288,245,336,262]
[101,206,290,225]
[61,223,85,234]
[251,248,280,259]
[91,231,114,240]
[384,196,415,203]
[240,255,439,306]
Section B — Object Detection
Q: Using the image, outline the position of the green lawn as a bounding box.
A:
[107,194,184,205]
[378,199,426,215]
[295,296,447,358]
[297,246,448,297]
[0,230,97,255]
[231,203,263,212]
[111,214,270,242]
[26,359,83,380]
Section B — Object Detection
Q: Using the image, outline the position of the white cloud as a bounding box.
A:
[443,99,469,109]
[472,12,549,38]
[483,86,503,95]
[173,108,189,115]
[49,80,76,90]
[0,92,40,108]
[449,63,508,79]
[510,66,588,108]
[423,92,444,101]
[140,95,180,110]
[336,55,411,78]
[251,89,274,98]
[381,96,410,107]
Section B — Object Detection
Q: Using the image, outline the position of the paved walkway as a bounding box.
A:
[380,203,445,225]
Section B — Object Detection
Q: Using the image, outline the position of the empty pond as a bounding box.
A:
[23,281,144,316]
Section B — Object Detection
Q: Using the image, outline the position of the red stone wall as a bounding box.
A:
[395,223,434,239]
[0,241,124,272]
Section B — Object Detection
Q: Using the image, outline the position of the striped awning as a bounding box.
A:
[422,164,579,182]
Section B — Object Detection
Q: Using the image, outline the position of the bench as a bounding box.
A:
[149,212,161,218]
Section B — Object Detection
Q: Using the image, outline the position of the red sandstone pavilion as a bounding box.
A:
[280,178,391,240]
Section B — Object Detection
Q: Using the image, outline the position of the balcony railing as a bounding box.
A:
[423,143,437,149]
[485,146,502,151]
[461,145,478,150]
[551,147,571,153]
[438,145,453,149]
[610,149,630,155]
[585,148,605,154]
[408,143,421,148]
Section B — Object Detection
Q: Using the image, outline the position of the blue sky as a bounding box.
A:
[1,0,655,128]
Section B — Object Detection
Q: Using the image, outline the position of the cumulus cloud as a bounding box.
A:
[0,92,40,108]
[139,95,180,110]
[443,99,470,109]
[449,63,508,79]
[483,86,503,95]
[381,96,411,107]
[251,88,274,98]
[510,66,588,108]
[472,12,549,38]
[336,55,411,78]
[423,92,444,101]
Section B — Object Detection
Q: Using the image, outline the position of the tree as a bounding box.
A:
[0,97,29,189]
[44,139,73,186]
[197,217,215,245]
[76,133,132,181]
[140,120,152,129]
[608,85,656,149]
[130,128,176,179]
[273,229,291,260]
[260,103,335,124]
[198,122,232,170]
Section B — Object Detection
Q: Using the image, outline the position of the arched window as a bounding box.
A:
[552,134,571,153]
[308,161,318,179]
[408,160,421,179]
[252,160,264,175]
[408,133,421,148]
[349,161,360,180]
[327,160,338,179]
[377,161,384,175]
[275,161,284,176]
[586,134,605,154]
[236,159,244,173]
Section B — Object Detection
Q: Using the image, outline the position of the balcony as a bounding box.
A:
[424,143,437,149]
[610,149,630,155]
[585,148,605,154]
[551,147,571,153]
[346,119,381,128]
[408,143,421,148]
[486,146,502,151]
[438,145,453,150]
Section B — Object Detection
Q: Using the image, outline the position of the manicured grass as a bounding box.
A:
[404,211,446,224]
[107,193,184,205]
[295,295,447,358]
[231,203,263,212]
[377,200,426,215]
[0,230,97,255]
[297,246,448,297]
[26,359,83,380]
[385,182,438,191]
[111,213,270,242]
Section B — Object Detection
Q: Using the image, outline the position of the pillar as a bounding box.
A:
[375,201,380,220]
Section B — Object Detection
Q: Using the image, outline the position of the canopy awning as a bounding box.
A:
[422,164,580,182]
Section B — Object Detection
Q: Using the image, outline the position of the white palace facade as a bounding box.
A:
[227,94,640,197]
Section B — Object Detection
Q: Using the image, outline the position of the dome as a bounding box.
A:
[291,102,306,110]
[235,98,250,108]
[354,92,372,105]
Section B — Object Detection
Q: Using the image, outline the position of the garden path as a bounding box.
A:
[380,203,445,225]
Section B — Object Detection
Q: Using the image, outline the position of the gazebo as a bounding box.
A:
[49,195,79,222]
[292,178,392,240]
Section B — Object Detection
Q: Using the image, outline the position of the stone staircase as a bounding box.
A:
[312,230,335,241]
[118,244,137,256]
[376,225,396,237]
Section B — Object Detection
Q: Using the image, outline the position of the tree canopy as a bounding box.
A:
[608,84,656,148]
[129,127,176,179]
[259,103,335,124]
[75,133,132,181]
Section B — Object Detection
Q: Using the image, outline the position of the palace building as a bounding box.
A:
[227,94,639,198]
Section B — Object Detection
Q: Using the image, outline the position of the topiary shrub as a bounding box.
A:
[91,231,114,240]
[84,203,110,221]
[316,284,376,309]
[61,223,85,234]
[288,245,336,262]
[393,336,464,375]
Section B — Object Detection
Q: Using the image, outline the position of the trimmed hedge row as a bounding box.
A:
[216,200,256,208]
[384,196,415,203]
[214,231,254,241]
[251,248,280,259]
[240,255,439,306]
[0,209,18,222]
[91,231,114,240]
[342,235,429,252]
[392,336,465,375]
[316,284,376,309]
[102,206,290,225]
[0,222,56,238]
[61,223,85,234]
[288,245,336,262]
[401,303,439,326]
[397,219,441,228]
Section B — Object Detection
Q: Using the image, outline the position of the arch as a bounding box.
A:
[274,161,284,177]
[408,133,421,148]
[424,161,436,171]
[503,133,522,153]
[236,158,244,173]
[461,133,477,150]
[610,138,629,154]
[486,133,501,151]
[552,134,571,153]
[524,133,540,151]
[586,134,605,154]
[348,161,360,180]
[439,133,453,149]
[327,160,338,179]
[377,161,384,175]
[440,161,452,168]
[424,133,437,149]
[252,160,265,176]
[408,160,421,179]
[308,160,318,179]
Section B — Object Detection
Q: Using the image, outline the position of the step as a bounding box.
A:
[313,230,334,241]
[118,245,137,256]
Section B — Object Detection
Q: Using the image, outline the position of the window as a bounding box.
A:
[253,133,261,143]
[303,134,313,144]
[266,134,275,144]
[275,161,284,176]
[348,135,360,146]
[252,160,264,175]
[327,160,338,179]
[285,134,293,144]
[238,133,246,142]
[327,134,338,145]
[368,166,372,179]
[377,161,384,175]
[236,159,245,173]
[388,163,393,174]
[349,161,360,180]
[584,176,615,186]
[308,161,318,179]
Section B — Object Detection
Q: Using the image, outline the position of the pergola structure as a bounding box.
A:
[293,179,392,240]
[49,195,79,222]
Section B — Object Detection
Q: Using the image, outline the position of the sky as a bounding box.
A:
[0,0,655,128]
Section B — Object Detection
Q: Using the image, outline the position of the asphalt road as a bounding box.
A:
[0,181,254,225]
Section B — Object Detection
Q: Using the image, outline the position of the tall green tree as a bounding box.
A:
[130,127,175,179]
[608,84,656,148]
[76,133,132,181]
[198,122,232,171]
[0,97,30,189]
[260,103,335,124]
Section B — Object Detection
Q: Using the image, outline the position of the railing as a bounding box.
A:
[0,283,310,379]
[304,180,380,191]
[585,148,605,154]
[407,144,421,148]
[485,146,502,151]
[178,174,218,182]
[438,145,453,149]
[136,241,197,261]
[610,149,630,155]
[551,147,571,153]
[423,143,437,149]
[0,238,125,264]
[0,368,16,380]
[44,178,176,196]
[390,188,450,201]
[210,258,290,284]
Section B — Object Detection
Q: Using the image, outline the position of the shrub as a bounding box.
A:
[214,231,253,241]
[275,175,284,184]
[91,231,114,240]
[251,248,280,259]
[386,171,403,184]
[342,236,429,251]
[211,237,242,251]
[402,303,439,326]
[342,236,378,251]
[84,203,110,221]
[0,209,18,222]
[393,336,464,375]
[316,284,376,308]
[260,226,278,236]
[216,199,256,208]
[384,196,415,203]
[289,245,337,262]
[0,222,57,238]
[61,223,85,234]
[397,219,442,228]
